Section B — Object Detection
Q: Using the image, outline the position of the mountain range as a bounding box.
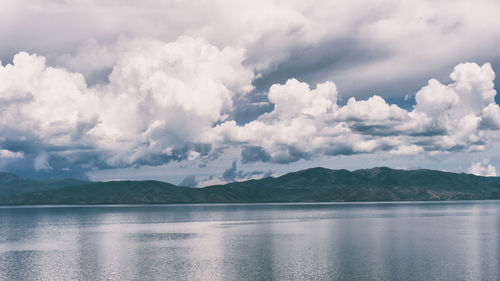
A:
[1,167,500,205]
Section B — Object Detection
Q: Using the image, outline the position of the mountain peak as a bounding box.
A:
[0,172,31,184]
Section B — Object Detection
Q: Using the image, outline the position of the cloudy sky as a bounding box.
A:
[1,0,500,185]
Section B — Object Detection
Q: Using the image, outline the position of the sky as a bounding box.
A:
[1,0,500,185]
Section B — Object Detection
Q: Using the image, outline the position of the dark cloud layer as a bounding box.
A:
[179,175,198,187]
[222,160,270,182]
[241,146,271,164]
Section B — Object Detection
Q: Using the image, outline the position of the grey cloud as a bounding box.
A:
[1,151,92,180]
[349,123,404,137]
[222,160,270,182]
[349,121,446,137]
[229,92,274,125]
[4,0,500,101]
[222,161,238,181]
[179,175,197,187]
[241,146,271,164]
[251,36,390,97]
[480,119,500,130]
[0,128,216,180]
[132,143,213,167]
[0,91,33,107]
[323,145,356,156]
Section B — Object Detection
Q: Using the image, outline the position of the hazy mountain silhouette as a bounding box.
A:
[2,167,500,205]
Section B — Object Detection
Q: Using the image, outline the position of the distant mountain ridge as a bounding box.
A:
[1,167,500,205]
[0,172,89,197]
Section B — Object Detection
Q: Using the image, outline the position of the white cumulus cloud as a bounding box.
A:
[212,62,500,163]
[1,34,500,177]
[0,37,254,173]
[468,159,497,177]
[0,149,24,159]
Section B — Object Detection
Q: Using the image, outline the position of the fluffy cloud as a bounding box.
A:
[0,149,23,159]
[0,37,254,177]
[212,62,500,163]
[3,0,500,181]
[97,36,254,166]
[468,159,497,177]
[3,0,500,100]
[1,34,500,178]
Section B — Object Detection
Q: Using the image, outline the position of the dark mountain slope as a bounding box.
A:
[0,172,88,197]
[2,167,500,205]
[0,181,195,205]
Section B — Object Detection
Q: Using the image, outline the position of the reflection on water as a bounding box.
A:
[0,201,499,280]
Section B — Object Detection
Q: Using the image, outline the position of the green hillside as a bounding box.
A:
[2,167,500,205]
[0,172,88,197]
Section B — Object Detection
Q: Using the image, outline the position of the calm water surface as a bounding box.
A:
[0,201,499,281]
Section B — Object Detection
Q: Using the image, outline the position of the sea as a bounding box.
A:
[0,201,499,280]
